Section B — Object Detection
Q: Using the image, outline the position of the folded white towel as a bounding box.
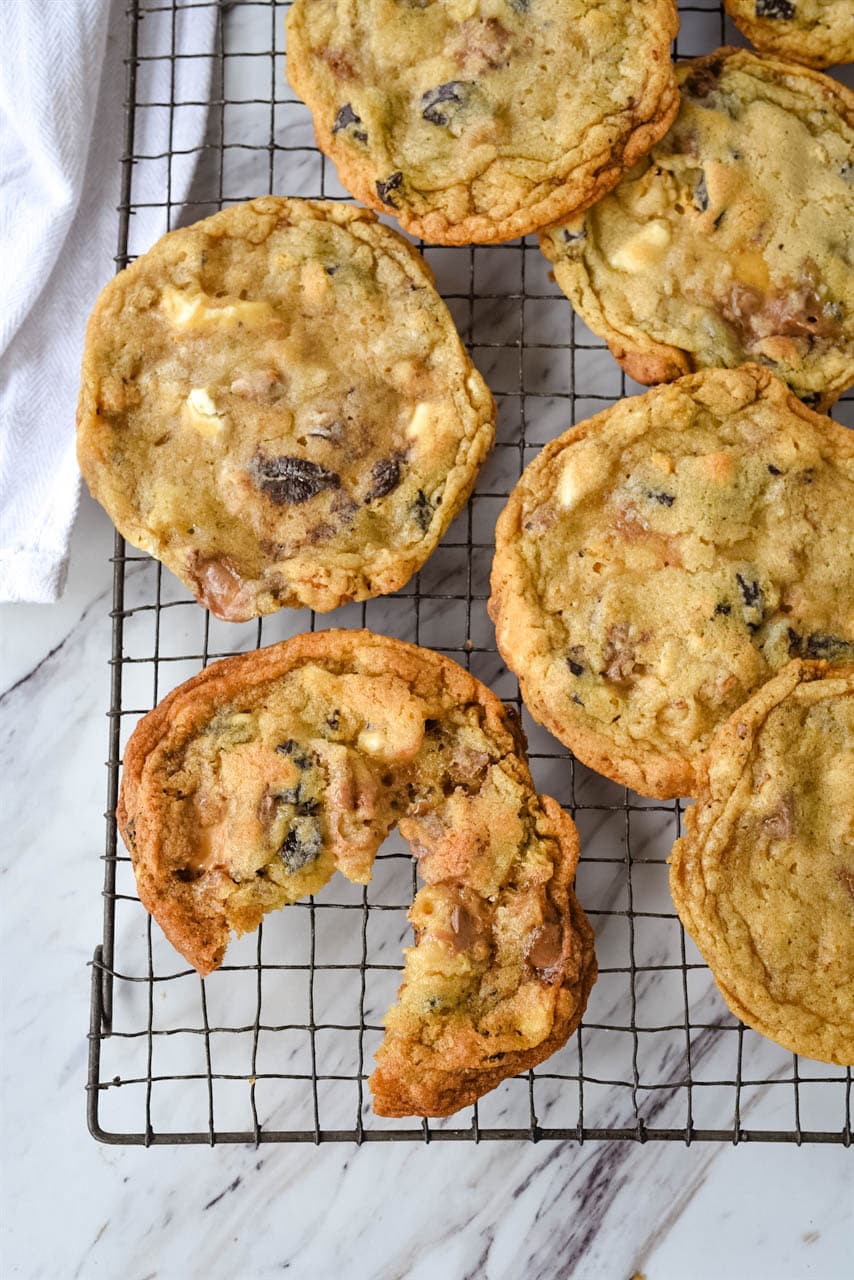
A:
[0,0,216,602]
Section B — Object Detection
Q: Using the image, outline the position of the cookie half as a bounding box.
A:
[118,630,596,1117]
[77,198,495,618]
[541,49,854,409]
[724,0,854,70]
[489,366,854,799]
[286,0,679,245]
[670,660,854,1065]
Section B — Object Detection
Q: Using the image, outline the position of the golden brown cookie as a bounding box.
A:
[724,0,854,70]
[670,660,854,1065]
[541,49,854,409]
[118,630,596,1117]
[489,366,854,799]
[286,0,680,245]
[77,198,494,619]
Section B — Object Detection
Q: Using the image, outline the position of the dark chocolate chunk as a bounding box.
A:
[646,489,676,507]
[274,786,301,807]
[332,103,367,143]
[767,464,782,475]
[736,573,763,610]
[366,455,403,501]
[566,644,586,676]
[684,62,721,100]
[756,0,795,17]
[693,173,709,213]
[412,489,433,531]
[714,602,732,616]
[280,820,322,873]
[275,740,314,770]
[376,172,403,206]
[253,455,340,505]
[794,633,854,661]
[421,81,466,126]
[327,710,341,731]
[736,573,766,630]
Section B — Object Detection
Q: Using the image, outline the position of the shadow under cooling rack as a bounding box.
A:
[87,0,854,1147]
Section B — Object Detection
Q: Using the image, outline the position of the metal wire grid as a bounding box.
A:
[87,0,854,1147]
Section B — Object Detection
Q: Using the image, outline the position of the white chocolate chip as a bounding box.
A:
[357,728,387,757]
[184,387,228,437]
[160,286,274,330]
[609,221,671,273]
[407,401,440,442]
[557,446,608,510]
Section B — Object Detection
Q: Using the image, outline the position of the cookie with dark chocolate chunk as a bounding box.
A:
[286,0,679,245]
[541,49,854,409]
[724,0,853,69]
[670,660,854,1065]
[489,366,854,798]
[77,198,494,618]
[118,629,597,1115]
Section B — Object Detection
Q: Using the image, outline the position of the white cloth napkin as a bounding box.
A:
[0,0,216,603]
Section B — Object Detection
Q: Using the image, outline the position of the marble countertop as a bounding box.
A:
[2,0,853,1274]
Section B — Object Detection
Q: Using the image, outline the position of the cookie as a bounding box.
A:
[286,0,680,245]
[724,0,854,70]
[670,660,854,1065]
[77,198,495,619]
[541,49,854,409]
[118,630,596,1117]
[489,366,854,799]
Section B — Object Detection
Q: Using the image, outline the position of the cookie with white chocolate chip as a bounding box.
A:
[670,660,854,1064]
[540,49,854,409]
[724,0,854,70]
[77,198,494,618]
[117,629,597,1117]
[285,0,680,245]
[489,366,854,799]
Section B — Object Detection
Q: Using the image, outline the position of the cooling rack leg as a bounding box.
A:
[87,944,108,1141]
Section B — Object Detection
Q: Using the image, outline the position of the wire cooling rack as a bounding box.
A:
[87,0,854,1146]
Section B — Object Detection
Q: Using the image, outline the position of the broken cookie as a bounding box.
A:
[118,630,597,1116]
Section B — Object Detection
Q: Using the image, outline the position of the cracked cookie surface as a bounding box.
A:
[724,0,854,69]
[118,630,596,1117]
[489,366,854,799]
[286,0,679,245]
[541,49,854,409]
[77,198,494,618]
[670,660,854,1065]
